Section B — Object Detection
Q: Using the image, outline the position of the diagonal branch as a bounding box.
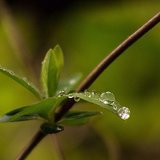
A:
[16,130,46,160]
[55,11,160,122]
[17,12,160,160]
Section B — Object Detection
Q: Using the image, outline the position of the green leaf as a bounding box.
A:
[0,96,65,122]
[69,91,130,120]
[59,111,102,125]
[0,66,42,99]
[69,92,118,113]
[41,45,64,97]
[69,91,115,112]
[57,73,83,94]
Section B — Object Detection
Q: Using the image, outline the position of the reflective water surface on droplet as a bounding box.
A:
[84,90,88,96]
[84,90,92,98]
[91,91,95,97]
[99,92,115,105]
[68,93,74,98]
[94,93,100,100]
[117,107,130,120]
[100,92,115,101]
[58,90,66,97]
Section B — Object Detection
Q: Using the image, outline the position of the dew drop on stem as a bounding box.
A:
[58,90,66,97]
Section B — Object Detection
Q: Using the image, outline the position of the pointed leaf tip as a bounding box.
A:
[0,96,66,122]
[0,115,10,122]
[41,45,64,97]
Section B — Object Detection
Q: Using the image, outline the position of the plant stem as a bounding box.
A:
[16,130,46,160]
[17,12,160,160]
[76,11,160,92]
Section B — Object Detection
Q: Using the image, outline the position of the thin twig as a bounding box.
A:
[17,12,160,160]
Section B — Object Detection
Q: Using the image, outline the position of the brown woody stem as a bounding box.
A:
[16,130,46,160]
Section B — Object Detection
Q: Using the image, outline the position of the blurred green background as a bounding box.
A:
[0,0,160,159]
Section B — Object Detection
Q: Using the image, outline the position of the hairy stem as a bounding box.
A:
[17,12,160,160]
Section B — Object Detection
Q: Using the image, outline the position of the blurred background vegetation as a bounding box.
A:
[0,0,160,159]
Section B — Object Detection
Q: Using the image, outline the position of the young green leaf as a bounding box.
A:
[59,111,102,125]
[41,45,64,97]
[0,66,42,99]
[57,73,83,94]
[0,96,65,122]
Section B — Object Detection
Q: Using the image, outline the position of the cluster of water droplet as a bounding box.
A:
[57,90,130,120]
[58,90,81,102]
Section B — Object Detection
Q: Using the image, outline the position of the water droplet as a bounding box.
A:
[104,100,109,104]
[68,93,74,98]
[117,107,130,120]
[56,125,64,132]
[88,94,92,98]
[84,90,92,97]
[99,92,115,104]
[84,90,89,96]
[58,90,66,97]
[100,92,115,101]
[94,93,100,100]
[91,91,95,96]
[74,96,80,102]
[90,90,99,99]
